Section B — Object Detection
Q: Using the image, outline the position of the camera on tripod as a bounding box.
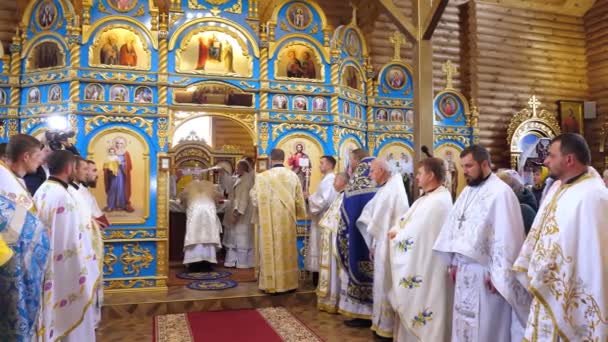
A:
[45,129,76,151]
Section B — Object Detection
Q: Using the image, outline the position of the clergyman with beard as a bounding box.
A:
[433,144,531,341]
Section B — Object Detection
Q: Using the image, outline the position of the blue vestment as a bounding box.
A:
[0,195,50,342]
[336,157,378,303]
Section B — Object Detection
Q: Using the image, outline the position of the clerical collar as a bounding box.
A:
[69,182,80,190]
[272,164,284,168]
[48,176,69,189]
[565,171,587,185]
[470,172,493,187]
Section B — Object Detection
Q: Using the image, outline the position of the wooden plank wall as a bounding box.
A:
[468,1,589,167]
[584,0,608,170]
[211,117,256,157]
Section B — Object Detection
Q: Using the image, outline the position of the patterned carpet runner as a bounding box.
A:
[154,307,323,342]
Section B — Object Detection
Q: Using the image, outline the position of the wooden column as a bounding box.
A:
[412,39,434,165]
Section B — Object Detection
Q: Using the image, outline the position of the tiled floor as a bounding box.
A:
[97,272,373,341]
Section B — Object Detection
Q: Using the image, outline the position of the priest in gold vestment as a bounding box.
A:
[251,149,307,293]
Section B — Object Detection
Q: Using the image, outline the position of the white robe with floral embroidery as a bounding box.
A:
[433,174,531,342]
[34,180,100,342]
[514,172,608,341]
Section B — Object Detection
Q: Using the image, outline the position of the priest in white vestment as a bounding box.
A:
[357,158,409,339]
[305,156,338,278]
[0,134,46,207]
[316,172,349,313]
[388,158,454,342]
[223,160,255,268]
[433,145,531,342]
[34,150,100,342]
[179,174,223,271]
[72,158,107,327]
[514,134,608,341]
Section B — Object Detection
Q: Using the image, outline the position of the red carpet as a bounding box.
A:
[154,307,322,342]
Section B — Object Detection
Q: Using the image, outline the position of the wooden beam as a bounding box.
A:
[376,0,419,42]
[422,0,449,40]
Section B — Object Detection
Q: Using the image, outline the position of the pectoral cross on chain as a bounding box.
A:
[457,214,466,230]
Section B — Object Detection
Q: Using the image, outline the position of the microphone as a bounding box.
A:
[421,145,433,158]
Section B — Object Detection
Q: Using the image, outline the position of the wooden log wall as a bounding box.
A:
[584,0,608,170]
[211,117,256,157]
[467,1,589,167]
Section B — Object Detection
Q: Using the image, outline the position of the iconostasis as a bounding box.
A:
[0,0,477,292]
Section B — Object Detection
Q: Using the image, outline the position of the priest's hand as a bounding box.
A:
[388,230,397,240]
[369,247,375,261]
[484,274,497,294]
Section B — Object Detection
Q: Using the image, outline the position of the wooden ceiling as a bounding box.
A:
[0,0,598,53]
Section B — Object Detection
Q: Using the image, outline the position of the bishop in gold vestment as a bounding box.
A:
[251,150,307,293]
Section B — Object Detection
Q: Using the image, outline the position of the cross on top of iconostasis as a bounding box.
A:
[389,31,406,61]
[528,95,541,116]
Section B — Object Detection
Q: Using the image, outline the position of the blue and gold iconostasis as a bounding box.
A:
[0,0,477,292]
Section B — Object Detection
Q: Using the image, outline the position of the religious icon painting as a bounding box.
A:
[438,94,460,118]
[37,0,57,30]
[558,100,584,135]
[354,105,362,119]
[107,0,138,12]
[293,96,308,111]
[341,65,362,91]
[27,88,41,104]
[434,144,465,197]
[339,138,361,173]
[28,41,65,71]
[93,28,150,70]
[134,86,153,104]
[177,31,250,76]
[376,109,388,122]
[276,45,321,80]
[343,101,351,115]
[0,89,6,105]
[390,109,403,122]
[272,94,288,109]
[380,143,414,178]
[385,66,407,90]
[84,84,104,101]
[88,129,150,224]
[405,109,414,126]
[286,3,313,30]
[312,97,327,112]
[344,29,361,57]
[110,85,129,102]
[277,135,323,193]
[48,85,62,103]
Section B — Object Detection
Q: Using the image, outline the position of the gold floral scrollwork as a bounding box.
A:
[23,71,67,85]
[119,243,154,276]
[188,0,207,9]
[106,279,155,290]
[104,245,117,276]
[80,71,156,83]
[272,123,328,142]
[0,121,5,138]
[21,117,44,133]
[280,20,291,32]
[85,115,153,135]
[259,122,269,153]
[434,134,468,146]
[8,120,18,137]
[158,118,169,150]
[105,231,155,240]
[239,81,256,90]
[134,5,145,16]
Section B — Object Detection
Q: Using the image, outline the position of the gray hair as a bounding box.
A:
[497,169,524,193]
[374,157,393,175]
[336,172,350,183]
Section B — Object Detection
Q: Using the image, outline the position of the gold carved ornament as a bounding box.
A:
[105,231,155,240]
[120,243,154,276]
[506,96,561,152]
[84,115,154,136]
[103,245,117,276]
[105,279,155,290]
[272,123,327,141]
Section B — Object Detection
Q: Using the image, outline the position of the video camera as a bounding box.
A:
[45,129,76,151]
